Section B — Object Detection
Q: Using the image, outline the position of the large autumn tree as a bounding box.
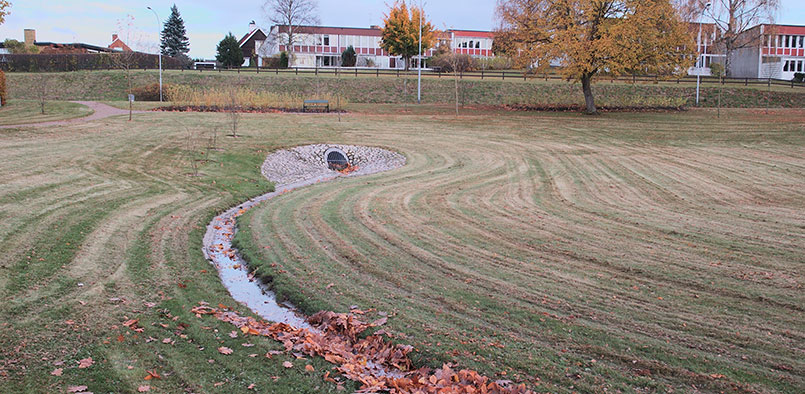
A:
[380,1,437,71]
[497,0,695,114]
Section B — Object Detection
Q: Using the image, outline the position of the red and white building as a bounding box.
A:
[254,24,496,69]
[691,23,805,79]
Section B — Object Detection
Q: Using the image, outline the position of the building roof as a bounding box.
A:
[239,28,269,46]
[109,36,132,52]
[34,42,117,53]
[273,25,383,37]
[449,30,495,38]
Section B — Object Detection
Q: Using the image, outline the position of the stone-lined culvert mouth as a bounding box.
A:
[203,144,405,326]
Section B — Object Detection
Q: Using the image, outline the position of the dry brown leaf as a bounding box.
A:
[137,385,150,392]
[305,364,315,372]
[218,347,233,355]
[77,357,94,369]
[50,368,63,376]
[282,361,293,368]
[67,386,88,393]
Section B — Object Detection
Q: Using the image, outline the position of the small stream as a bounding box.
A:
[202,174,342,329]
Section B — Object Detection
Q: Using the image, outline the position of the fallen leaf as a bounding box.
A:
[218,347,233,355]
[77,357,94,369]
[144,370,161,380]
[137,385,150,392]
[247,383,256,390]
[67,386,88,393]
[283,361,293,368]
[305,364,315,372]
[50,368,63,376]
[228,331,238,338]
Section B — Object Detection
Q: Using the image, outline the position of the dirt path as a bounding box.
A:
[0,101,145,129]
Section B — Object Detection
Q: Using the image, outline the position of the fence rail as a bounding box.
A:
[5,61,804,88]
[191,66,805,89]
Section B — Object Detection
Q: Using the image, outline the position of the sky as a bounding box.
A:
[2,0,805,59]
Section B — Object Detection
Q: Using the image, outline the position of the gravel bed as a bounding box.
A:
[260,144,406,186]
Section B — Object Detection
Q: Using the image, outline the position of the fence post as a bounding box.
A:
[397,69,400,78]
[745,78,748,86]
[502,71,505,81]
[768,78,770,87]
[544,72,547,81]
[481,69,484,79]
[376,68,379,77]
[276,67,279,75]
[632,74,636,84]
[355,68,358,77]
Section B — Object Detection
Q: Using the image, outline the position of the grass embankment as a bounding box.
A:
[0,100,93,125]
[234,108,805,393]
[0,105,803,393]
[5,70,805,109]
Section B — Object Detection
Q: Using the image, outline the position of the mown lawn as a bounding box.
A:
[0,100,93,125]
[235,107,805,393]
[5,70,805,108]
[0,104,802,393]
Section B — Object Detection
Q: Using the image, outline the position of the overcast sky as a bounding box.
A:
[1,0,804,59]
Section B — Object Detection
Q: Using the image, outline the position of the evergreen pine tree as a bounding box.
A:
[160,4,190,57]
[216,33,244,68]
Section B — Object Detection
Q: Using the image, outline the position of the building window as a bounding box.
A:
[800,36,804,49]
[798,60,803,72]
[476,41,480,49]
[323,35,330,46]
[783,60,790,72]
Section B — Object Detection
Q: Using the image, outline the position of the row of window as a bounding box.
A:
[783,59,804,72]
[455,38,491,50]
[765,34,805,49]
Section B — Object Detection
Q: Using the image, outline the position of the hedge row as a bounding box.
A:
[0,70,6,106]
[0,53,184,72]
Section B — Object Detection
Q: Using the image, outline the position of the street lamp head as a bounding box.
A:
[147,6,152,10]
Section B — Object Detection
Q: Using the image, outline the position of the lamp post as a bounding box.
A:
[147,6,163,102]
[696,2,711,106]
[417,0,423,104]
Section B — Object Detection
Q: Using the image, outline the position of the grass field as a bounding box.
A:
[0,104,803,393]
[5,70,805,109]
[0,100,93,125]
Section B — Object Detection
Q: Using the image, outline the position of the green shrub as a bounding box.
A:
[0,70,6,106]
[794,72,805,83]
[709,63,725,77]
[341,46,357,67]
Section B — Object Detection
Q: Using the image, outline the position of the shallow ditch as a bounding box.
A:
[201,145,405,327]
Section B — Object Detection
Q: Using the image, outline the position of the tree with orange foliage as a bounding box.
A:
[380,1,436,71]
[497,0,695,114]
[0,1,10,25]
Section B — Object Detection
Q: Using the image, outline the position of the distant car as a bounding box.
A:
[194,61,216,70]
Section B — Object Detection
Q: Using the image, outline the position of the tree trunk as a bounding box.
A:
[581,74,597,114]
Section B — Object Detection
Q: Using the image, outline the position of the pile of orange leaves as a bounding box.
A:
[338,164,359,175]
[191,303,532,393]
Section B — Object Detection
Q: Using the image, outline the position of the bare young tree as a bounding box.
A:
[263,0,320,66]
[227,87,242,137]
[112,15,140,121]
[36,73,48,114]
[683,0,779,77]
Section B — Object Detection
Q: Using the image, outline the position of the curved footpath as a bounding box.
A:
[0,101,146,129]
